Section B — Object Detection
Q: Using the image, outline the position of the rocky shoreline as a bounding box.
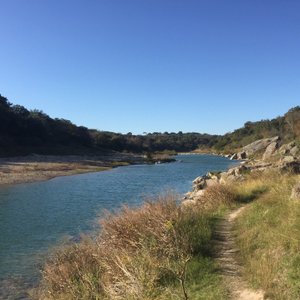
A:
[183,136,300,206]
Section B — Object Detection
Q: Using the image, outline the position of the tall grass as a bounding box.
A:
[233,170,300,299]
[34,186,237,300]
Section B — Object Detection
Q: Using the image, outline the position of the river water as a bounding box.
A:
[0,154,237,298]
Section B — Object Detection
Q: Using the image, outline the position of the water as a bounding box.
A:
[0,154,237,296]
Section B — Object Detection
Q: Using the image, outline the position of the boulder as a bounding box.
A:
[236,164,248,174]
[219,168,244,183]
[193,176,204,184]
[230,153,238,160]
[279,142,296,155]
[226,168,236,176]
[278,156,300,173]
[242,136,280,157]
[206,172,219,180]
[192,176,207,191]
[291,182,300,200]
[183,192,192,199]
[249,162,273,172]
[205,178,219,187]
[237,151,247,160]
[290,146,299,157]
[281,156,296,164]
[194,190,206,198]
[262,141,279,160]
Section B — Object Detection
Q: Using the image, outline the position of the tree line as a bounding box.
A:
[1,94,299,156]
[0,94,217,156]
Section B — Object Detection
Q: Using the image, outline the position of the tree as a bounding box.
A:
[11,105,30,117]
[285,107,300,138]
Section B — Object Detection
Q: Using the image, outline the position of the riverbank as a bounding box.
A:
[0,153,145,186]
[0,154,235,300]
[33,145,300,299]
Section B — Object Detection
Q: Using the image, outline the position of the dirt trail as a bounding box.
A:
[212,206,265,300]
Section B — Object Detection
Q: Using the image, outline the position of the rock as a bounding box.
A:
[192,173,220,191]
[243,136,280,157]
[219,177,227,185]
[279,142,296,155]
[206,172,219,180]
[227,168,236,176]
[182,189,206,205]
[281,156,296,163]
[230,153,238,160]
[219,168,244,183]
[238,164,249,171]
[291,182,300,200]
[278,142,299,157]
[193,176,204,184]
[248,162,273,172]
[205,178,219,187]
[218,171,227,182]
[237,151,247,160]
[263,141,279,160]
[183,192,192,199]
[193,179,206,191]
[290,146,299,157]
[194,190,205,198]
[278,156,300,173]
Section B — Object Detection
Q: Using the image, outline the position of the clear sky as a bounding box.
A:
[0,0,299,134]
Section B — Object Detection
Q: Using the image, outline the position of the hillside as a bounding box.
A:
[1,94,300,157]
[0,94,217,156]
[213,106,300,152]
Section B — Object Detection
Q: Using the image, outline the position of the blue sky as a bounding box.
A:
[0,0,299,134]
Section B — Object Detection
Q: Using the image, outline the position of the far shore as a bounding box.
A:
[0,153,145,186]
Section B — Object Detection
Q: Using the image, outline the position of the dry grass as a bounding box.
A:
[34,189,238,300]
[194,184,238,211]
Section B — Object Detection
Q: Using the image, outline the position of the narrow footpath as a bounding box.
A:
[212,206,265,300]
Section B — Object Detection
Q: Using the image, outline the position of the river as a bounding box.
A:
[0,154,237,298]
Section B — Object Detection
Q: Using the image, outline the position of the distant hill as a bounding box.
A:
[1,94,299,157]
[212,106,300,152]
[0,94,217,156]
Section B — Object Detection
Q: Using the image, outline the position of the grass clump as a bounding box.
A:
[234,170,300,299]
[35,188,238,300]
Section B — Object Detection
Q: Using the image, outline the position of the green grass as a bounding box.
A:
[234,171,300,299]
[186,257,228,300]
